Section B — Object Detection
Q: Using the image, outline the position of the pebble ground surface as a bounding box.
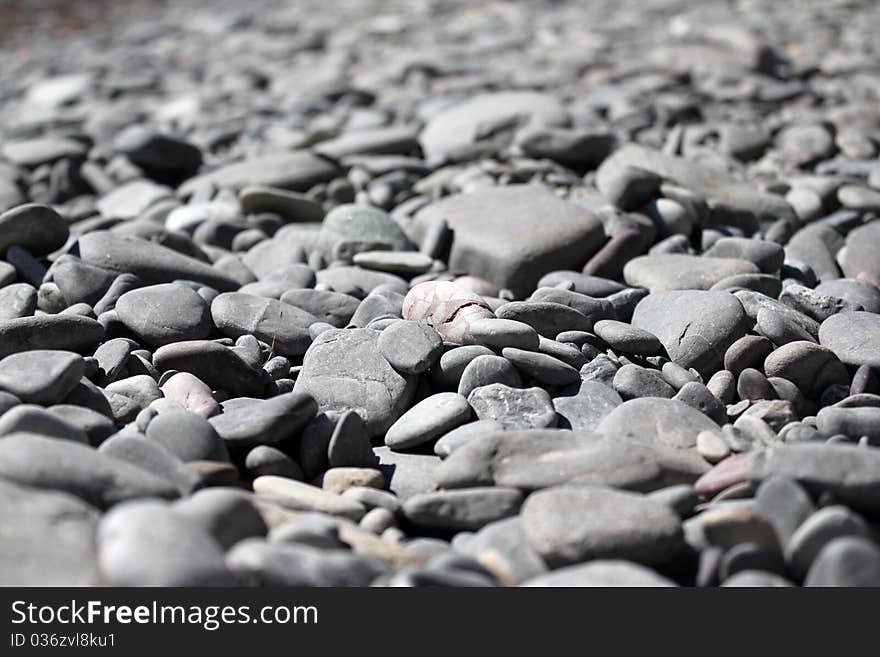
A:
[1,0,880,587]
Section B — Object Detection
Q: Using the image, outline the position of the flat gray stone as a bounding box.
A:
[0,432,179,508]
[521,485,684,567]
[0,350,84,405]
[468,384,556,429]
[179,150,338,196]
[294,329,417,438]
[631,290,751,376]
[0,479,99,586]
[385,392,472,450]
[115,283,212,347]
[403,487,524,531]
[212,292,316,357]
[624,254,760,292]
[411,186,604,297]
[819,311,880,368]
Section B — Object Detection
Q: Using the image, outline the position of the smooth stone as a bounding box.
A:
[115,126,202,178]
[553,381,623,430]
[179,150,338,196]
[0,283,37,320]
[631,290,751,377]
[146,409,229,462]
[434,420,506,458]
[238,264,316,298]
[613,364,676,400]
[597,144,795,222]
[624,254,759,292]
[819,311,880,368]
[457,355,523,398]
[115,283,212,347]
[323,204,412,251]
[0,479,98,586]
[353,250,433,274]
[522,561,676,587]
[436,429,707,492]
[321,467,385,494]
[521,486,683,567]
[704,237,784,273]
[838,220,880,280]
[153,340,264,397]
[815,279,880,314]
[159,372,219,418]
[724,335,773,376]
[411,186,604,297]
[0,204,68,255]
[240,185,324,222]
[0,315,104,359]
[0,432,178,508]
[226,538,383,587]
[597,397,722,452]
[468,318,540,351]
[805,537,880,587]
[468,384,556,429]
[245,445,304,480]
[747,444,880,512]
[0,405,88,443]
[211,292,316,357]
[209,392,317,449]
[316,266,408,298]
[47,405,116,446]
[173,488,267,550]
[2,136,87,167]
[402,280,494,345]
[501,347,580,387]
[786,506,871,579]
[754,477,816,548]
[674,382,728,425]
[454,517,548,585]
[327,410,376,468]
[95,180,172,219]
[385,392,472,450]
[252,475,366,521]
[280,288,360,327]
[97,500,234,586]
[98,433,199,496]
[0,350,84,405]
[403,487,523,531]
[76,231,238,291]
[495,301,593,338]
[419,91,568,161]
[294,328,417,438]
[374,446,440,500]
[817,406,880,444]
[378,320,443,374]
[594,320,663,355]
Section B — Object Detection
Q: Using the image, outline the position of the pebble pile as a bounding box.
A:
[1,0,880,586]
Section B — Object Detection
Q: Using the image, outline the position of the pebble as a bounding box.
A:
[631,291,750,377]
[209,392,317,449]
[253,475,366,521]
[819,311,880,368]
[402,488,524,531]
[115,283,212,346]
[0,203,68,255]
[97,500,234,586]
[385,392,472,450]
[521,486,683,567]
[377,320,443,374]
[0,432,178,508]
[0,350,84,405]
[468,384,556,429]
[457,355,523,398]
[294,328,417,437]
